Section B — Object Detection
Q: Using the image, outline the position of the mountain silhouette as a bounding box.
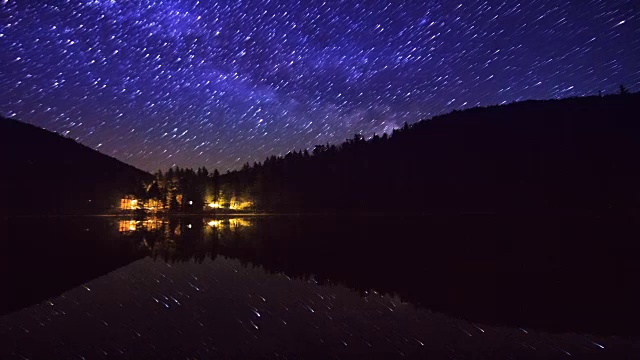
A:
[4,92,640,215]
[202,92,640,214]
[1,117,151,215]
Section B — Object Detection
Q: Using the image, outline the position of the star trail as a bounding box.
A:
[1,0,639,171]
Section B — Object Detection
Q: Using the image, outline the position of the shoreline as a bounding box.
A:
[5,210,640,219]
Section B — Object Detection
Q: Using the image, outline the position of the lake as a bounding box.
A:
[1,214,639,359]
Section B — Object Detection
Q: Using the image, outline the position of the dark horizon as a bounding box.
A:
[3,89,638,174]
[7,92,640,217]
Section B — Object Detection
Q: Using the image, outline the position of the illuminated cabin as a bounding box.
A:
[120,196,164,211]
[120,196,139,210]
[206,199,253,211]
[207,202,222,209]
[145,198,163,211]
[229,201,252,210]
[228,196,253,210]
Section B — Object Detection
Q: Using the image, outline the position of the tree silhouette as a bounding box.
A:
[620,84,630,95]
[145,92,639,215]
[212,169,220,203]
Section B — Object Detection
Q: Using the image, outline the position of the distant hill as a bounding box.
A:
[1,117,152,215]
[211,92,640,214]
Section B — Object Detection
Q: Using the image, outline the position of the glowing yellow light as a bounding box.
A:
[229,218,251,227]
[119,219,138,232]
[208,202,220,208]
[120,197,139,210]
[207,220,222,227]
[228,201,252,210]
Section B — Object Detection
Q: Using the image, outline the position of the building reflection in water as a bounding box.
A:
[4,215,638,359]
[119,218,252,234]
[207,218,252,228]
[117,217,255,264]
[109,215,640,337]
[118,218,166,232]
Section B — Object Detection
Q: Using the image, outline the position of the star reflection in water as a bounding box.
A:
[1,215,638,359]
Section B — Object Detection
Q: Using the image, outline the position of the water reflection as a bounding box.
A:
[2,215,640,358]
[118,218,165,232]
[110,215,640,336]
[6,255,633,359]
[4,215,640,337]
[117,217,251,234]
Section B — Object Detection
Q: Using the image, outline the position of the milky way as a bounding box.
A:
[1,1,639,171]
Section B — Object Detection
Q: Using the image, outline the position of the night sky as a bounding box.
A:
[1,1,639,172]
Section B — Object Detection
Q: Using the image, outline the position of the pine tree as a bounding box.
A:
[620,84,630,95]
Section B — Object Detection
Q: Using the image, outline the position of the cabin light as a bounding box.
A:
[187,224,192,229]
[189,200,193,205]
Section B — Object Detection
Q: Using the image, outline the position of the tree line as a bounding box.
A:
[140,91,639,214]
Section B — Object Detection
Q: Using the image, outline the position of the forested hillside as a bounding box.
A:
[1,118,152,215]
[203,92,640,214]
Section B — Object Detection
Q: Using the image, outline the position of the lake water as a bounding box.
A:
[1,215,639,359]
